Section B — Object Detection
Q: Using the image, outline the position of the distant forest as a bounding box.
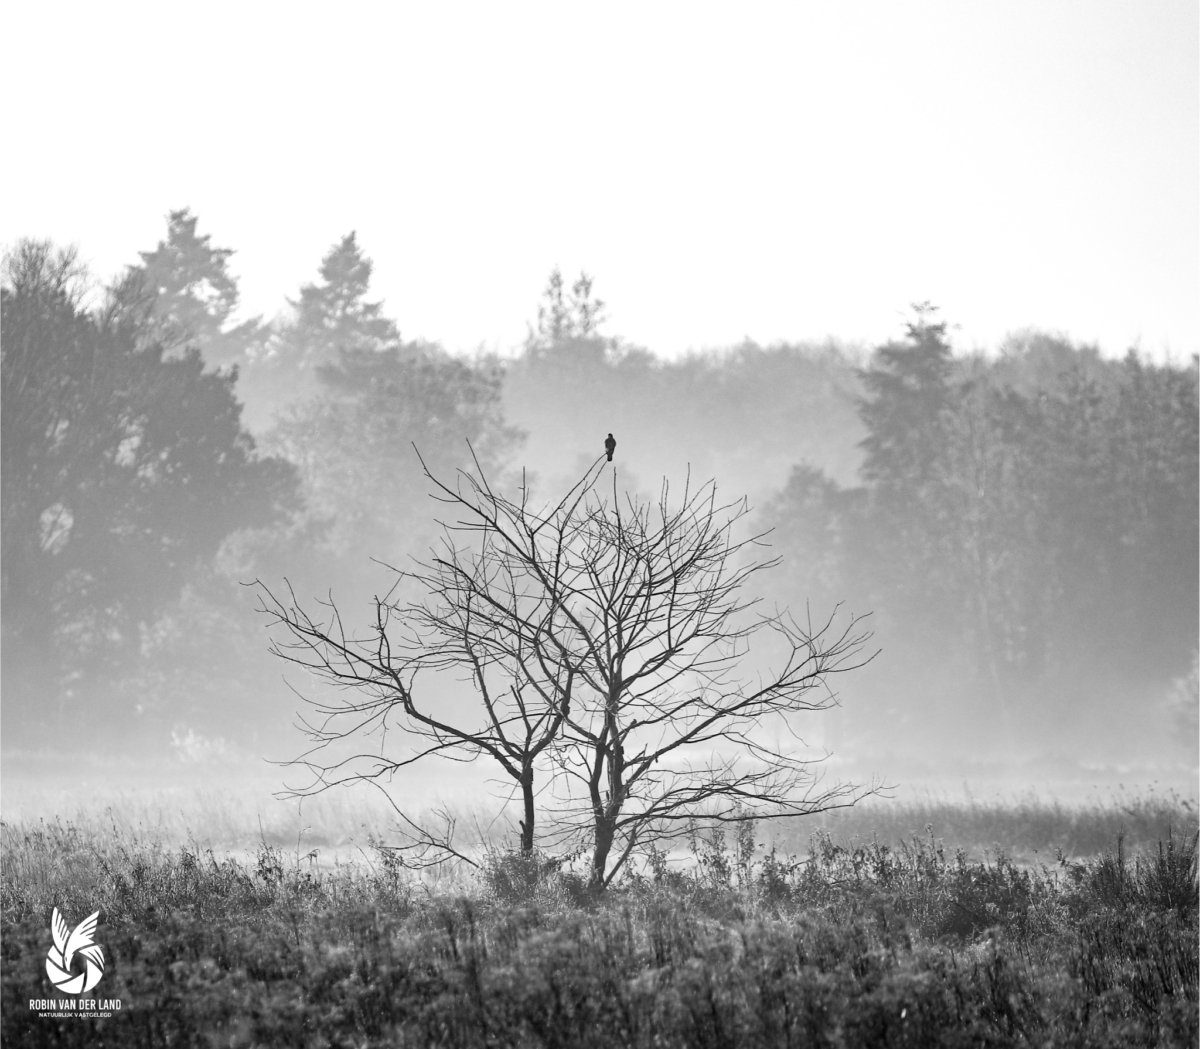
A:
[3,211,1196,773]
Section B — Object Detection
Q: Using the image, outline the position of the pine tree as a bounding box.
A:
[527,266,607,356]
[239,232,402,429]
[286,231,400,368]
[115,208,262,368]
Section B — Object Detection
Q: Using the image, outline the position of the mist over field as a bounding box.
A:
[3,5,1198,1043]
[2,220,1196,844]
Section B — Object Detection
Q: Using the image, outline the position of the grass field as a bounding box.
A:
[2,790,1197,1047]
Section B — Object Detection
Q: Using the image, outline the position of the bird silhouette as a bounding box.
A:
[604,433,616,462]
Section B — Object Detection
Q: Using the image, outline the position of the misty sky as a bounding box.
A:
[3,1,1197,360]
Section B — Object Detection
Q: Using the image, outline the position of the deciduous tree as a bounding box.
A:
[1,239,298,741]
[257,449,876,886]
[264,344,522,600]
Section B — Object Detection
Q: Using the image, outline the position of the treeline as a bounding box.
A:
[764,313,1198,760]
[2,211,1195,764]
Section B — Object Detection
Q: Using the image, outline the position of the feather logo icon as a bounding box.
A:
[45,907,105,995]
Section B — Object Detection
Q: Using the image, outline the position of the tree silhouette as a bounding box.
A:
[257,448,876,886]
[241,231,402,426]
[110,208,263,369]
[1,239,298,741]
[527,266,607,356]
[286,232,400,364]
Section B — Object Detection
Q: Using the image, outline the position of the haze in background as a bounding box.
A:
[2,3,1197,832]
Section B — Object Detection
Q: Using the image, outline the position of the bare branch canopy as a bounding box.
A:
[255,444,878,886]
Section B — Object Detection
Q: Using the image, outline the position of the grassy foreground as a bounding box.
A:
[2,798,1197,1048]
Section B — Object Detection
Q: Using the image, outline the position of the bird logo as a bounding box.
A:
[45,907,105,995]
[604,433,616,462]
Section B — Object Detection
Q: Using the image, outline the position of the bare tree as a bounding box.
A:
[254,571,567,868]
[256,447,877,885]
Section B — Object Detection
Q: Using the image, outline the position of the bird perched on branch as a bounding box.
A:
[604,433,616,462]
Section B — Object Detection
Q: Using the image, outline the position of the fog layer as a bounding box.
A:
[3,219,1196,809]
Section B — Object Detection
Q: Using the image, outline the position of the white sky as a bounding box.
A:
[3,1,1197,360]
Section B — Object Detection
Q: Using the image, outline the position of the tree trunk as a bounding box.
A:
[519,765,535,854]
[590,817,615,888]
